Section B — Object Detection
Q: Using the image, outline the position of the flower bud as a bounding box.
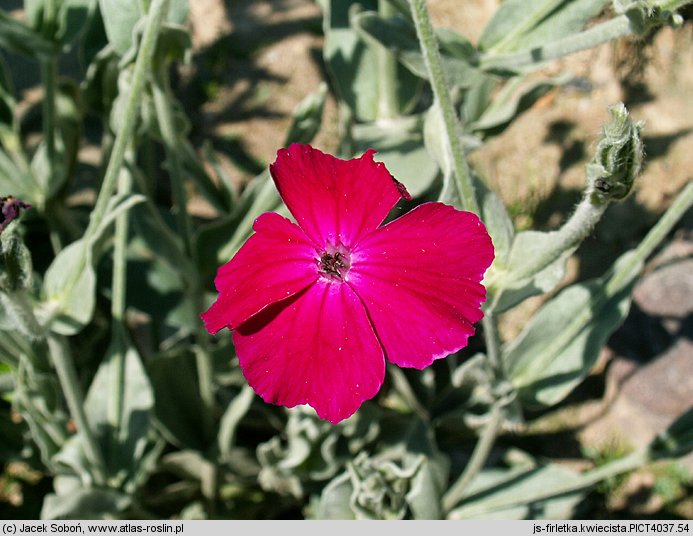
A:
[586,102,644,203]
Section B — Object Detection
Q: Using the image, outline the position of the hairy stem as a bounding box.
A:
[520,196,606,282]
[442,403,505,514]
[84,0,170,242]
[410,0,479,213]
[47,334,107,485]
[108,147,136,448]
[376,0,399,120]
[607,180,693,295]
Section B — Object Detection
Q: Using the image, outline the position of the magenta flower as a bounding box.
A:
[202,144,494,424]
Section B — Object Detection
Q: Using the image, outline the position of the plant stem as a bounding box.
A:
[516,196,607,283]
[47,334,107,485]
[376,0,399,120]
[84,0,170,243]
[479,15,633,72]
[607,180,693,294]
[54,0,169,318]
[482,314,504,379]
[409,0,479,214]
[442,402,505,514]
[108,147,135,445]
[111,150,134,324]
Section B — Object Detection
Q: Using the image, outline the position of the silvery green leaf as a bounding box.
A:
[148,350,207,451]
[0,11,55,58]
[448,463,585,519]
[31,141,68,201]
[14,356,70,468]
[480,0,564,51]
[151,23,191,73]
[98,0,188,57]
[257,407,342,498]
[25,0,91,46]
[489,229,575,313]
[316,472,356,519]
[167,0,189,26]
[160,450,216,499]
[52,433,92,484]
[98,0,142,56]
[320,0,379,121]
[479,0,608,52]
[196,170,292,279]
[352,115,440,199]
[353,10,481,89]
[56,0,92,47]
[468,75,569,136]
[283,82,328,146]
[462,75,497,127]
[83,325,154,490]
[130,197,193,280]
[504,251,642,410]
[406,458,443,519]
[0,148,40,206]
[517,0,609,51]
[422,104,482,204]
[321,1,420,121]
[82,47,120,118]
[41,239,96,335]
[218,385,254,461]
[41,487,131,520]
[41,193,144,335]
[476,177,515,267]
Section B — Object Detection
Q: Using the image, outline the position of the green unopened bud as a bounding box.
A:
[0,228,32,293]
[586,103,644,203]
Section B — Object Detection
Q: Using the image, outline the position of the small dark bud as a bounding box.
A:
[0,196,32,236]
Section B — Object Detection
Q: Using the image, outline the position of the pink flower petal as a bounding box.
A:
[348,202,494,369]
[201,212,318,334]
[269,144,410,248]
[233,280,385,424]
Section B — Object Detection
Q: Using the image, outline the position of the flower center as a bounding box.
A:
[317,243,351,281]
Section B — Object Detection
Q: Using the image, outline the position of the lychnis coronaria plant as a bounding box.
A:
[202,143,494,423]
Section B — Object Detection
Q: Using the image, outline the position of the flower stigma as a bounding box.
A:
[318,242,351,281]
